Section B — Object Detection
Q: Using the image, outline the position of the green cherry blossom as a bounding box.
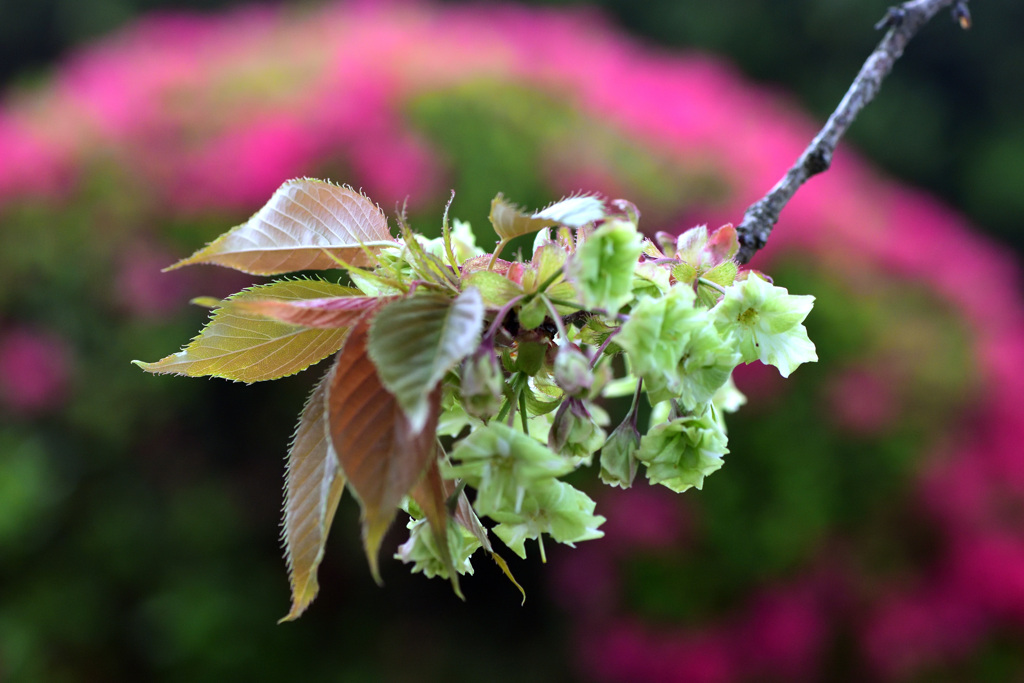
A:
[395,517,482,579]
[446,423,573,518]
[568,219,643,314]
[711,273,817,377]
[637,412,729,492]
[490,479,605,560]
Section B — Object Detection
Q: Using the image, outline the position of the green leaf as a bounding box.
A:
[166,179,395,275]
[703,260,738,287]
[461,271,524,308]
[488,194,555,243]
[517,296,548,331]
[326,329,440,582]
[533,194,606,228]
[368,288,485,433]
[522,243,568,293]
[567,219,643,314]
[133,280,353,382]
[599,419,641,489]
[279,370,345,622]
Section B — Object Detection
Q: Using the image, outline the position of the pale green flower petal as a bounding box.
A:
[712,273,817,377]
[637,413,728,492]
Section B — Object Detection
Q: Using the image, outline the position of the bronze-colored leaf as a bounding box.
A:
[234,293,396,329]
[166,179,396,275]
[326,328,440,582]
[279,369,345,622]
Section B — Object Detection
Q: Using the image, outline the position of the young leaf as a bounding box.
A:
[489,194,555,243]
[134,280,353,382]
[233,292,394,329]
[532,194,606,228]
[280,370,345,622]
[326,328,440,582]
[409,454,464,597]
[368,288,485,433]
[166,179,395,275]
[461,271,523,308]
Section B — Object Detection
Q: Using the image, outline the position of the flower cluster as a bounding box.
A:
[136,181,816,612]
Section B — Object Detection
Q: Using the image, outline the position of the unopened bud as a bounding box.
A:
[553,344,593,397]
[599,419,641,488]
[461,346,504,419]
[549,398,606,463]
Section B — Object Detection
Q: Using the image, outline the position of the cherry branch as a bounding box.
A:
[734,0,971,265]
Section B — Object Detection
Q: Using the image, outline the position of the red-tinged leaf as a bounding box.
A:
[707,224,739,264]
[133,280,353,382]
[234,294,397,329]
[279,370,345,622]
[327,328,440,582]
[506,262,527,286]
[461,271,524,308]
[410,453,463,599]
[166,179,396,275]
[461,255,513,276]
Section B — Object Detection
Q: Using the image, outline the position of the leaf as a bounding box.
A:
[326,328,440,582]
[450,469,527,604]
[279,370,345,622]
[166,179,396,275]
[133,280,353,382]
[533,194,606,228]
[461,271,523,308]
[368,288,485,432]
[233,292,395,329]
[489,194,555,243]
[409,453,462,599]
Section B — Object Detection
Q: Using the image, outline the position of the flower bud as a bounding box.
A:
[548,398,606,463]
[599,419,641,488]
[553,344,593,397]
[460,346,504,419]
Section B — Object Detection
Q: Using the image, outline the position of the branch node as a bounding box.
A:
[952,1,971,30]
[735,0,967,265]
[805,148,832,175]
[875,7,907,31]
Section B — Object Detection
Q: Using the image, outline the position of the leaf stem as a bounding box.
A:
[487,240,508,271]
[541,296,570,343]
[629,378,643,428]
[535,266,564,294]
[518,388,529,433]
[590,328,621,368]
[485,295,525,341]
[441,190,459,271]
[697,277,728,295]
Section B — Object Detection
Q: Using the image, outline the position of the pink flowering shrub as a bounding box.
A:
[1,2,1022,680]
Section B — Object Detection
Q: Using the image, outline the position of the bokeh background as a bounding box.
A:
[2,1,1023,681]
